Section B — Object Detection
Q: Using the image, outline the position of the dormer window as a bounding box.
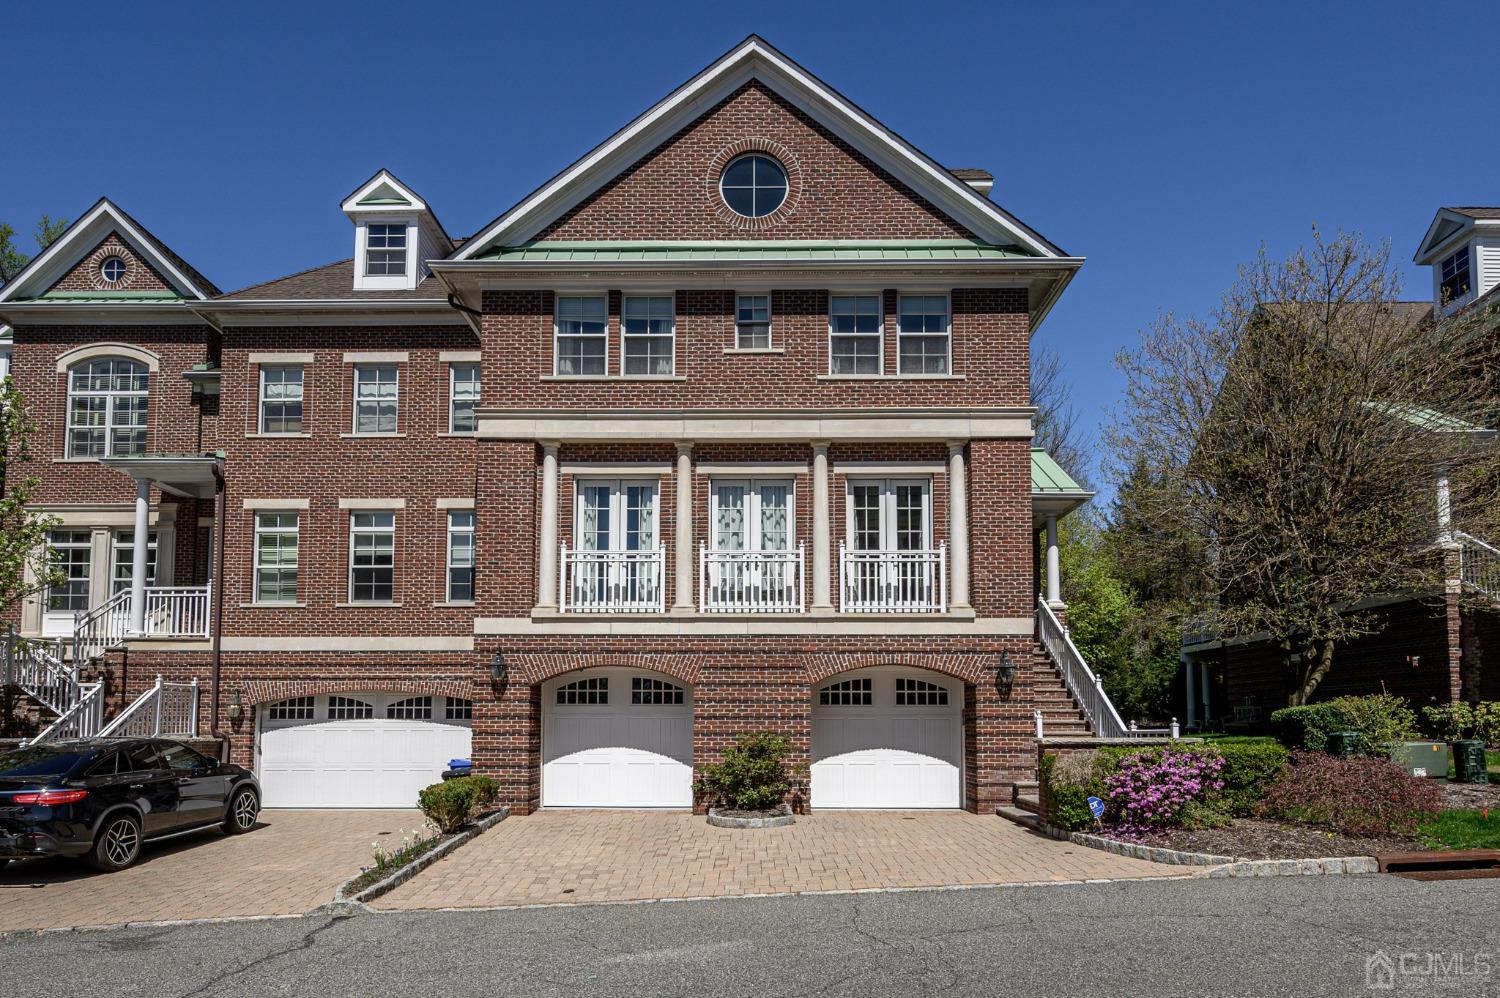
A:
[365,223,408,277]
[1440,247,1471,303]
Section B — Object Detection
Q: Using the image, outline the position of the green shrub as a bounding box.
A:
[1424,702,1500,745]
[694,732,797,812]
[1180,800,1232,830]
[1039,753,1098,831]
[1270,695,1417,755]
[1210,739,1290,816]
[417,775,500,834]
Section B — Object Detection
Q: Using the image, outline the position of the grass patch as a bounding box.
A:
[1488,750,1499,774]
[1418,810,1500,851]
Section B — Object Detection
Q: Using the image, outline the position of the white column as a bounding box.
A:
[947,441,970,611]
[1437,464,1452,543]
[1184,653,1197,731]
[536,442,560,610]
[811,441,833,613]
[672,442,694,613]
[129,478,150,634]
[1044,514,1063,608]
[1200,660,1212,724]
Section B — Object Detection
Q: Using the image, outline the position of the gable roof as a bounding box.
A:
[451,35,1067,261]
[340,168,454,252]
[1414,206,1500,264]
[0,198,219,303]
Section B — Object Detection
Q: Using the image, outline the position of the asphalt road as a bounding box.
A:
[2,875,1496,998]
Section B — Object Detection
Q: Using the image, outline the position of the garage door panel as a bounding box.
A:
[542,671,692,808]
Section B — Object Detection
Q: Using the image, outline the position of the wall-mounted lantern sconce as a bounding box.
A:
[226,688,244,720]
[490,650,507,683]
[996,652,1017,692]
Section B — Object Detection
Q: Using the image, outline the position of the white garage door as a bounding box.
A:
[258,692,473,808]
[542,669,692,808]
[811,668,962,809]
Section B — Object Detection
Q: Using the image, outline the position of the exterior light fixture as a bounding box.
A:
[490,650,507,683]
[226,689,244,720]
[996,652,1017,691]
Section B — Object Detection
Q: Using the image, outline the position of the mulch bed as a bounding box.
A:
[1440,779,1500,811]
[1134,818,1420,860]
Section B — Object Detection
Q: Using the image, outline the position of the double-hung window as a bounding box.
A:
[353,364,399,434]
[570,480,661,610]
[349,512,395,602]
[67,358,148,458]
[46,530,93,613]
[365,223,408,276]
[622,295,674,375]
[555,295,607,376]
[446,510,475,603]
[109,530,159,595]
[259,366,304,434]
[449,363,480,433]
[897,294,950,374]
[735,294,771,349]
[1440,247,1471,303]
[254,513,299,603]
[829,295,881,375]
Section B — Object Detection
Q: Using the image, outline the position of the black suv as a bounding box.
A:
[0,738,260,872]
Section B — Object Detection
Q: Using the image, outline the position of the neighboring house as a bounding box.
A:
[0,36,1102,813]
[1182,206,1500,731]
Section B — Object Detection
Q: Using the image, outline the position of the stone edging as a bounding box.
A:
[1043,821,1378,876]
[707,807,795,829]
[329,808,509,912]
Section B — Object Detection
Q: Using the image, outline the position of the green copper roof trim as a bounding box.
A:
[472,238,1035,263]
[25,290,187,301]
[357,196,411,205]
[1364,401,1494,435]
[1031,447,1089,494]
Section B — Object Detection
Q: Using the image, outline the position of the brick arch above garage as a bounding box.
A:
[506,653,702,687]
[805,652,999,686]
[243,678,474,706]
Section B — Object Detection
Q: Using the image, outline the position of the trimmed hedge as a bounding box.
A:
[1270,695,1417,755]
[1213,739,1290,816]
[417,775,500,833]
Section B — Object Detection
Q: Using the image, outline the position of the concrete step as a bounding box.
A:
[995,805,1042,831]
[1014,793,1041,815]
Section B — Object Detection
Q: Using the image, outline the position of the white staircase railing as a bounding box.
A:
[699,543,804,613]
[1456,531,1500,597]
[2,626,80,717]
[73,588,131,665]
[839,543,947,613]
[73,585,212,664]
[27,681,105,745]
[1035,597,1130,739]
[98,675,200,738]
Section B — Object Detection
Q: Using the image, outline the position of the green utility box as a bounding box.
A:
[1452,740,1490,784]
[1326,731,1362,757]
[1390,741,1448,779]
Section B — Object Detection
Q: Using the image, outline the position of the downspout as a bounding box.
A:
[209,458,228,760]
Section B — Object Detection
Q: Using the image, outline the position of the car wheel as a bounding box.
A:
[224,787,259,835]
[88,814,142,872]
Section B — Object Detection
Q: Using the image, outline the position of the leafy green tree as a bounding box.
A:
[0,215,68,286]
[0,379,60,615]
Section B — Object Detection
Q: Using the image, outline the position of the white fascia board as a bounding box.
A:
[0,302,206,326]
[452,38,1064,260]
[1414,209,1477,263]
[340,170,428,214]
[0,200,210,303]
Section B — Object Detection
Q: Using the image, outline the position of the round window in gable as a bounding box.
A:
[99,256,128,284]
[719,154,788,218]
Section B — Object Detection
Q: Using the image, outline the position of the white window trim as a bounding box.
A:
[448,362,481,434]
[252,511,300,604]
[708,478,795,552]
[828,291,884,377]
[258,364,305,435]
[896,292,952,376]
[734,292,773,350]
[844,477,932,551]
[108,528,159,596]
[620,294,676,377]
[65,357,149,459]
[572,477,661,552]
[354,217,415,291]
[445,509,475,604]
[553,293,609,378]
[347,510,397,604]
[351,363,400,436]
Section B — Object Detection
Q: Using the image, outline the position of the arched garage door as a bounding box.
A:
[811,667,963,809]
[258,692,473,808]
[542,668,693,808]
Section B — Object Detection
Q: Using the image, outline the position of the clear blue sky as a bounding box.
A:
[6,1,1496,495]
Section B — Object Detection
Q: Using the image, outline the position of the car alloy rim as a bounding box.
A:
[104,818,139,865]
[235,792,257,829]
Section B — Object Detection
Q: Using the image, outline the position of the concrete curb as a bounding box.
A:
[329,807,509,912]
[707,807,795,829]
[1048,822,1379,877]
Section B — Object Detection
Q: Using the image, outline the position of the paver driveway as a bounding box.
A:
[377,810,1182,910]
[0,809,418,932]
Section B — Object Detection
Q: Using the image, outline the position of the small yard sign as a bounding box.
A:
[1087,796,1105,820]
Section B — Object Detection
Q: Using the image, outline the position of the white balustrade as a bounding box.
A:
[838,543,947,613]
[699,543,804,613]
[561,547,665,613]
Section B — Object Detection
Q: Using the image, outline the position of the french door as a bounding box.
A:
[843,479,940,611]
[571,479,661,610]
[707,480,798,610]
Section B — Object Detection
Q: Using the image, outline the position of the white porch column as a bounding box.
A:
[947,441,971,610]
[672,442,694,614]
[811,441,833,613]
[129,478,150,635]
[1436,463,1452,544]
[1184,653,1197,730]
[536,442,560,610]
[1044,514,1063,608]
[1199,660,1212,725]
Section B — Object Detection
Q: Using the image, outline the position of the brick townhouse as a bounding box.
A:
[0,36,1099,814]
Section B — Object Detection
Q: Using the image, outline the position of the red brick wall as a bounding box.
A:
[47,235,175,294]
[535,81,972,242]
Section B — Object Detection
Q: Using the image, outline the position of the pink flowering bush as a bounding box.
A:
[1103,748,1226,837]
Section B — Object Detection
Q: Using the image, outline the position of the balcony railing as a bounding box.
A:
[74,585,212,664]
[561,546,665,613]
[699,543,804,613]
[838,543,947,613]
